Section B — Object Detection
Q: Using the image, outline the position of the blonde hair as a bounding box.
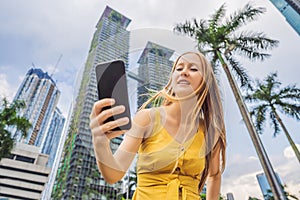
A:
[139,51,226,191]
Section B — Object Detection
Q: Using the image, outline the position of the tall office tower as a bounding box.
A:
[41,107,65,168]
[226,192,235,200]
[269,0,300,35]
[13,68,60,147]
[52,6,131,199]
[257,172,283,199]
[0,142,51,200]
[137,41,174,108]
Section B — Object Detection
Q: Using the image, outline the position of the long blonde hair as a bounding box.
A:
[140,51,226,191]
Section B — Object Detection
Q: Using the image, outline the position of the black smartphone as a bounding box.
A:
[95,60,131,131]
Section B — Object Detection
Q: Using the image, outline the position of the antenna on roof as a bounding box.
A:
[50,54,63,77]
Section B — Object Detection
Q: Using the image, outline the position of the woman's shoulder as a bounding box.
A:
[131,108,160,139]
[134,107,165,131]
[134,108,156,126]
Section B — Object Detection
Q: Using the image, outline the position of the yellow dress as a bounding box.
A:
[132,110,206,200]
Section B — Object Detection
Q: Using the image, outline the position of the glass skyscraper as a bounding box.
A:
[269,0,300,35]
[13,68,61,147]
[41,107,65,167]
[137,41,174,108]
[257,172,283,199]
[52,6,131,199]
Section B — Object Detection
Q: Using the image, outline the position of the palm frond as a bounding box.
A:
[278,85,300,101]
[174,18,207,38]
[225,3,266,33]
[235,31,279,51]
[173,20,196,37]
[208,3,227,31]
[276,101,300,120]
[225,56,251,88]
[250,104,268,134]
[235,46,271,61]
[211,53,220,75]
[230,32,278,61]
[270,109,281,136]
[245,89,263,102]
[265,72,281,89]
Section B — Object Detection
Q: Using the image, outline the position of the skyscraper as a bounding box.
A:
[257,172,284,199]
[137,41,174,108]
[226,192,235,200]
[52,6,131,199]
[41,107,65,168]
[13,68,60,147]
[269,0,300,35]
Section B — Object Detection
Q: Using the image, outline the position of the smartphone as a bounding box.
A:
[95,60,131,131]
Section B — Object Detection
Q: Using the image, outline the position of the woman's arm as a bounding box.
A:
[205,142,222,200]
[90,98,152,184]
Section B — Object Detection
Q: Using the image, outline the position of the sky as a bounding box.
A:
[0,0,299,199]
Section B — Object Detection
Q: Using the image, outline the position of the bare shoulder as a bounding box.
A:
[127,108,158,139]
[133,108,155,127]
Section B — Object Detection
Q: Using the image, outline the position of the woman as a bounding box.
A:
[90,52,226,200]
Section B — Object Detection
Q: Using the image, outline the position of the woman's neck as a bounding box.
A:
[165,97,198,123]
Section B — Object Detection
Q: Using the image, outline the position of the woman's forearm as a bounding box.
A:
[93,134,141,184]
[205,173,221,200]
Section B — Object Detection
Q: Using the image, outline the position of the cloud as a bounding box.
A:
[222,152,300,199]
[283,144,300,159]
[56,81,74,117]
[222,171,264,200]
[0,72,17,101]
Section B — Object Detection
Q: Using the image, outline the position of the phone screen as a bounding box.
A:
[95,60,131,131]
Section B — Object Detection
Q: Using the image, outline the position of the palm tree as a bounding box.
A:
[173,3,285,199]
[0,98,31,160]
[265,185,299,200]
[245,72,300,163]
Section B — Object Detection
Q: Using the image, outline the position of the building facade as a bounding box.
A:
[257,172,283,199]
[226,192,235,200]
[13,68,61,147]
[269,0,300,35]
[52,6,131,199]
[41,107,65,168]
[137,41,174,108]
[0,143,51,200]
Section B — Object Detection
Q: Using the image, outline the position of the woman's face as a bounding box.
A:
[171,53,204,97]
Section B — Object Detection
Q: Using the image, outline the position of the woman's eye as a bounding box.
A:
[191,68,198,71]
[176,68,183,71]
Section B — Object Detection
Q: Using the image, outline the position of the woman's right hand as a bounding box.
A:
[89,98,130,143]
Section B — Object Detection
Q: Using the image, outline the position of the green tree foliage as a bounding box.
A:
[0,98,31,160]
[245,72,300,163]
[174,2,278,88]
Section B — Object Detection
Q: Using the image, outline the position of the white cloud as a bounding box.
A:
[283,144,300,159]
[0,72,16,101]
[222,152,300,199]
[56,81,74,117]
[222,171,264,200]
[248,156,259,161]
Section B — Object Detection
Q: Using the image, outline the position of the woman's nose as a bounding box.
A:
[180,68,189,76]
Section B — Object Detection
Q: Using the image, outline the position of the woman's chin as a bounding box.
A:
[174,89,197,99]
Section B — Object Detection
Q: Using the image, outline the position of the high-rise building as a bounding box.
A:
[52,6,131,199]
[0,142,51,200]
[256,172,284,199]
[269,0,300,35]
[13,68,61,147]
[41,107,65,168]
[137,41,174,108]
[226,192,235,200]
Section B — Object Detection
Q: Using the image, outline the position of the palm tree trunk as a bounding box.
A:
[273,110,300,163]
[216,51,286,200]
